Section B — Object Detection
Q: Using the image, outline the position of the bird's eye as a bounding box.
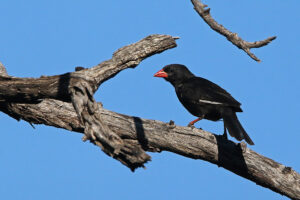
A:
[166,68,172,73]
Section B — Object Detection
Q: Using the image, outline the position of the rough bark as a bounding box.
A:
[0,34,299,199]
[0,34,177,170]
[0,62,8,77]
[1,100,299,199]
[0,34,177,102]
[191,0,276,62]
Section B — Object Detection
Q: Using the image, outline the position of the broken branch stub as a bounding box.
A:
[0,34,177,170]
[67,34,177,169]
[0,31,299,198]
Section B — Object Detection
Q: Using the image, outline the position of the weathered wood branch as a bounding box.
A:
[0,34,177,103]
[0,62,8,77]
[1,99,299,199]
[0,34,299,199]
[78,34,179,90]
[191,0,276,62]
[0,34,177,170]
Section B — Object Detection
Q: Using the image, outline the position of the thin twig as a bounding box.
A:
[191,0,276,62]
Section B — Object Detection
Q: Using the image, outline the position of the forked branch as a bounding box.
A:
[0,35,299,199]
[191,0,276,62]
[0,34,177,170]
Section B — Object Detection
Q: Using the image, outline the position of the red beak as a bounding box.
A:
[154,69,168,78]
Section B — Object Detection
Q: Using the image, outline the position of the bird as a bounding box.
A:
[154,64,254,145]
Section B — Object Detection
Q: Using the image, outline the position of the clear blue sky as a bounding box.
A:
[0,1,299,199]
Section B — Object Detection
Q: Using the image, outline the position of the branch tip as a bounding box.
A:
[191,0,276,62]
[0,62,9,77]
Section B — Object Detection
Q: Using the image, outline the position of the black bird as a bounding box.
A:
[154,64,254,145]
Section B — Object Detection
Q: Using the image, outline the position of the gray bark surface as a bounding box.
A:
[0,34,299,199]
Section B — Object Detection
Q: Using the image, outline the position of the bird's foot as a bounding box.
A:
[187,123,195,128]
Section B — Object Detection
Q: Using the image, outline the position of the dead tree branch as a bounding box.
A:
[0,99,299,199]
[191,0,276,62]
[0,62,8,77]
[0,34,299,199]
[0,34,177,170]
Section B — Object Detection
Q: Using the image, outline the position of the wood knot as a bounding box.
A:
[75,66,85,71]
[167,120,176,129]
[203,8,210,15]
[282,166,292,174]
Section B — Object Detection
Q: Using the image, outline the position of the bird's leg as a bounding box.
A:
[188,115,204,127]
[222,123,228,140]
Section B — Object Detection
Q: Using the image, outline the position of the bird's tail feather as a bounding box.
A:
[223,110,254,145]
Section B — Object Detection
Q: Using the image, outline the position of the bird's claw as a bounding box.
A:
[187,123,195,128]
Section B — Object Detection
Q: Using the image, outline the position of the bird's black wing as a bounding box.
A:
[176,77,241,109]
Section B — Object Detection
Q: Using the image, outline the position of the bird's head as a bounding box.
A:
[154,64,194,86]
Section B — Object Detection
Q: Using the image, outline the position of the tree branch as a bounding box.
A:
[0,34,177,170]
[0,62,8,77]
[0,34,177,103]
[191,0,276,62]
[0,34,299,199]
[1,99,299,199]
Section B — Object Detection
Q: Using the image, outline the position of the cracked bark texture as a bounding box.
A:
[1,100,299,199]
[191,0,276,62]
[0,34,299,199]
[0,34,177,170]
